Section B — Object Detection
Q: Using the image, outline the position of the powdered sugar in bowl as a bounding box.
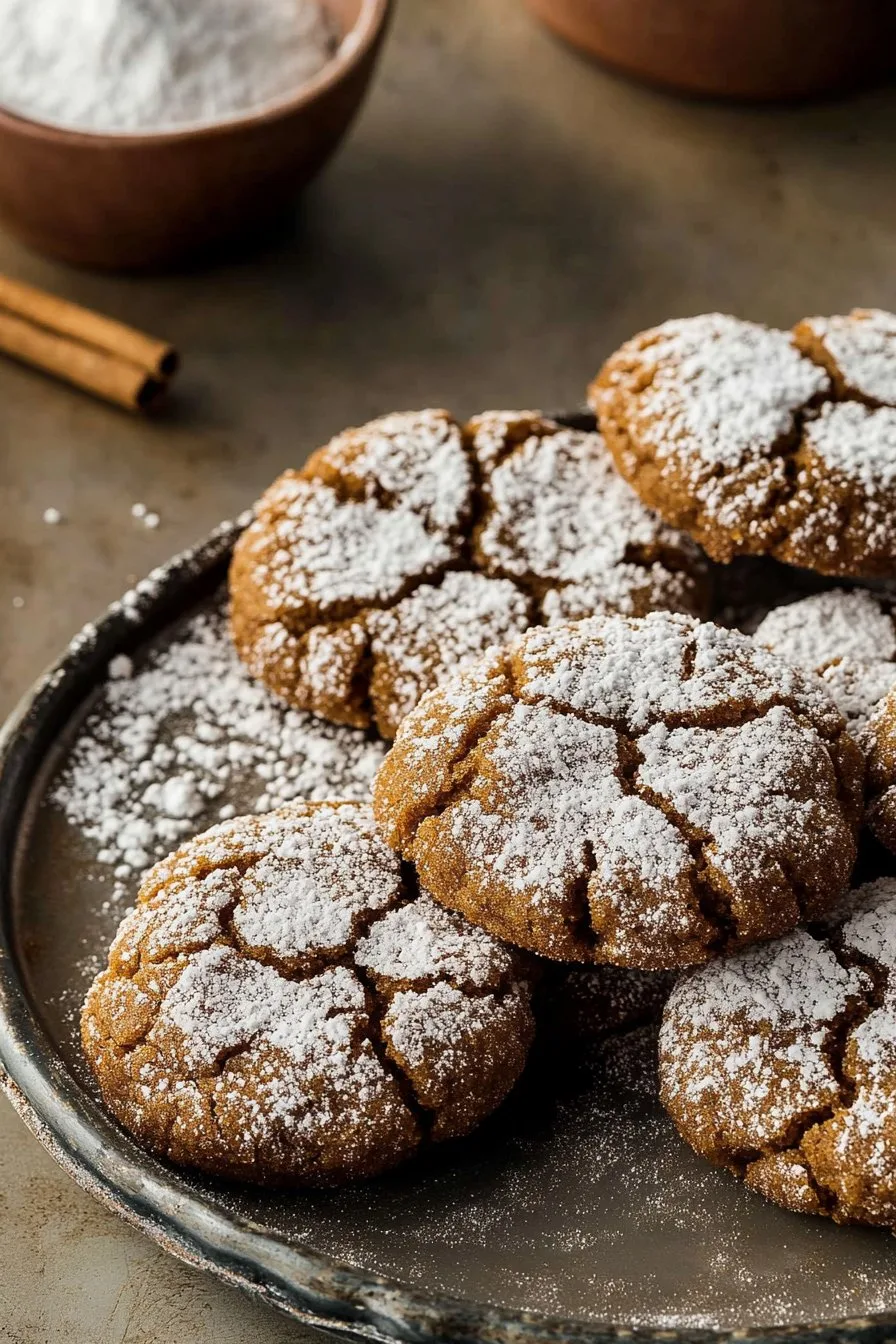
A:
[0,0,392,270]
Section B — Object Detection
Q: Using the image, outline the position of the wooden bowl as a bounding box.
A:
[526,0,893,101]
[0,0,392,270]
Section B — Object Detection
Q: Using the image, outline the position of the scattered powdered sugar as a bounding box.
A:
[51,601,385,895]
[806,309,896,405]
[635,315,828,472]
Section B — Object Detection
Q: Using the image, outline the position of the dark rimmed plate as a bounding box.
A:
[3,421,896,1344]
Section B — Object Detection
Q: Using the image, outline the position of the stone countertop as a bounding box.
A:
[2,0,896,1338]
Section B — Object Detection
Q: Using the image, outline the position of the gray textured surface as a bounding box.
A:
[3,0,896,1338]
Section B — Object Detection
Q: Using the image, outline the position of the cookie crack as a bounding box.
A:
[352,964,434,1140]
[276,555,461,642]
[736,948,885,1209]
[393,700,515,849]
[509,667,839,740]
[629,764,735,955]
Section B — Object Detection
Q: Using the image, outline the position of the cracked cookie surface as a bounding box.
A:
[867,687,896,855]
[591,310,896,578]
[81,801,534,1187]
[756,589,896,849]
[660,877,896,1228]
[373,611,864,969]
[229,409,708,738]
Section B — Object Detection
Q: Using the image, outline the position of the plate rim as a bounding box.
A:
[0,480,893,1344]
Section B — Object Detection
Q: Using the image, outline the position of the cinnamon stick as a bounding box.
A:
[0,273,179,412]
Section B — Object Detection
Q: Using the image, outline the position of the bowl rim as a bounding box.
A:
[0,0,392,147]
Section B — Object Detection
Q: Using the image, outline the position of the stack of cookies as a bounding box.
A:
[82,308,896,1234]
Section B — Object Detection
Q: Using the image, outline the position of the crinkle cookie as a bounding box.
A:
[867,686,896,854]
[373,611,863,969]
[230,409,708,738]
[81,802,534,1186]
[591,309,896,578]
[756,589,896,849]
[755,588,896,750]
[659,877,896,1228]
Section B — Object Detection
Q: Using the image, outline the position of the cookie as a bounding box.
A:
[81,801,534,1186]
[373,611,863,969]
[755,589,896,853]
[867,686,896,853]
[659,877,896,1228]
[230,409,708,738]
[591,310,896,578]
[755,589,896,749]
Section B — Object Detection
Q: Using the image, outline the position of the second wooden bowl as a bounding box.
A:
[526,0,893,101]
[0,0,391,271]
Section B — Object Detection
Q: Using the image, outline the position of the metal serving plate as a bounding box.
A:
[3,420,896,1344]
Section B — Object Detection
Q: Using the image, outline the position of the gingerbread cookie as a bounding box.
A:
[755,589,896,748]
[591,310,896,578]
[82,801,534,1186]
[230,410,708,738]
[659,877,896,1229]
[867,686,896,853]
[755,589,896,851]
[373,611,863,968]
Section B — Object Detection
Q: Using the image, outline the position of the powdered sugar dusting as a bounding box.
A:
[755,589,896,740]
[756,589,896,671]
[446,700,693,928]
[356,893,517,991]
[366,571,531,733]
[242,474,457,616]
[232,409,708,738]
[594,310,896,574]
[807,309,896,405]
[635,315,827,472]
[516,611,840,734]
[473,417,702,616]
[232,808,402,966]
[804,401,896,492]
